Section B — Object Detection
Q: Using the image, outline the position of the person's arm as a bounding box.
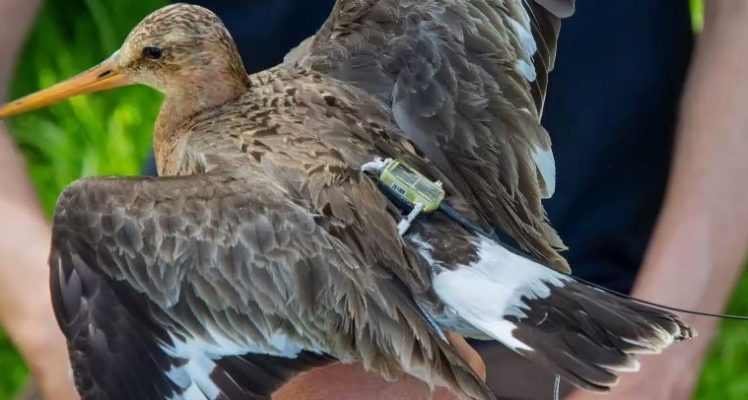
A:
[0,1,79,399]
[273,334,483,399]
[273,363,460,400]
[568,2,748,399]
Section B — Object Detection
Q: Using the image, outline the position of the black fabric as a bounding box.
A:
[145,1,694,291]
[542,1,694,293]
[190,0,335,73]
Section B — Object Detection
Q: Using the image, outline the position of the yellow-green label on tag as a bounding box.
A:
[379,160,445,212]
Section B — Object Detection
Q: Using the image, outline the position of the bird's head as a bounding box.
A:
[0,3,249,119]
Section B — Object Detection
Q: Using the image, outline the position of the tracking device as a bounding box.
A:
[361,158,445,235]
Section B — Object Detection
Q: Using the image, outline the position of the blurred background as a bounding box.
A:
[0,0,746,399]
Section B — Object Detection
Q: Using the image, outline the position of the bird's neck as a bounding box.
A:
[154,72,249,158]
[155,74,249,136]
[156,77,249,134]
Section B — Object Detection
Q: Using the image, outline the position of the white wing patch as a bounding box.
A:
[514,60,537,82]
[160,327,318,400]
[507,6,538,84]
[430,236,570,351]
[507,17,537,58]
[162,335,220,400]
[532,146,556,198]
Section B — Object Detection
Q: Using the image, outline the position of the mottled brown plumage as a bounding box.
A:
[1,1,695,400]
[299,0,572,269]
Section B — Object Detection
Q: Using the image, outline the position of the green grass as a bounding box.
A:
[0,1,745,399]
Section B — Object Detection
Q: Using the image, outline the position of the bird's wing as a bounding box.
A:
[50,173,492,400]
[297,0,574,270]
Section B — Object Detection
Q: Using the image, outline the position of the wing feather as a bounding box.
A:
[297,0,574,270]
[50,172,493,399]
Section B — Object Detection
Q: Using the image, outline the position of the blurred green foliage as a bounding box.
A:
[0,0,745,399]
[697,275,748,399]
[8,0,165,215]
[0,331,27,399]
[691,0,704,31]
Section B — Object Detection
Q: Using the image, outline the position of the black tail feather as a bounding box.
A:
[210,352,333,399]
[509,279,694,392]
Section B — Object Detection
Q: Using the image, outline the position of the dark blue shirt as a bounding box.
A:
[542,2,693,292]
[191,0,334,73]
[168,1,694,293]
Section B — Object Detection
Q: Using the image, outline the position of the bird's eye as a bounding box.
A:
[142,46,163,60]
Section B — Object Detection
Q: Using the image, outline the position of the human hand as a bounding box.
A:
[274,334,484,400]
[273,363,461,400]
[565,379,692,400]
[0,126,79,400]
[564,348,702,400]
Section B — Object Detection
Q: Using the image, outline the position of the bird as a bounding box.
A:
[0,2,695,400]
